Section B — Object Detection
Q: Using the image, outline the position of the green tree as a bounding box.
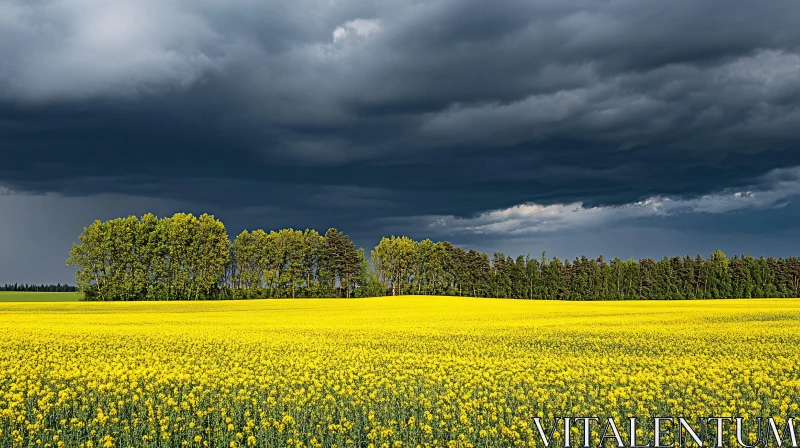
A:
[371,236,417,296]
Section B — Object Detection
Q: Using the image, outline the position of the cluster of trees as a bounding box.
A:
[66,213,383,300]
[370,237,800,299]
[227,227,383,299]
[0,283,77,292]
[67,213,231,301]
[67,213,800,300]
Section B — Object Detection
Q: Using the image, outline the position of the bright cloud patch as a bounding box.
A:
[431,167,800,235]
[332,19,382,43]
[0,0,223,100]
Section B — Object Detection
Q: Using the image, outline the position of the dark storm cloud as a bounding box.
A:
[3,0,800,245]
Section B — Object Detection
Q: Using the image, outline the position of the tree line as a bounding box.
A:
[0,283,77,292]
[67,213,800,300]
[372,236,800,299]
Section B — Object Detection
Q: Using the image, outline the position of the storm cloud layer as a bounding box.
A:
[2,0,800,282]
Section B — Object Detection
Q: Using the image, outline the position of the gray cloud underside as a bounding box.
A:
[2,0,800,255]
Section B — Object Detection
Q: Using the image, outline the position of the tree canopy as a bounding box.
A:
[66,214,800,300]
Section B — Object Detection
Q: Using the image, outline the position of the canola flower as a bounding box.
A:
[0,296,798,448]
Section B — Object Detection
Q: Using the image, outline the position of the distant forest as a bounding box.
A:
[66,213,800,301]
[0,283,77,292]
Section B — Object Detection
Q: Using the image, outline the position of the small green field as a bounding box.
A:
[0,291,81,302]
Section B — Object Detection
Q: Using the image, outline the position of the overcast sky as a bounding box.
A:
[3,0,800,284]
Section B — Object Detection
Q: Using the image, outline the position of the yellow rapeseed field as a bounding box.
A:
[0,297,798,448]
